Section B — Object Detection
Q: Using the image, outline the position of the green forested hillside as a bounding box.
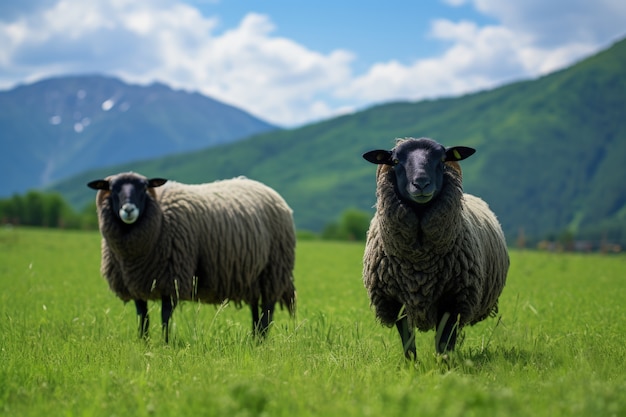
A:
[51,38,626,245]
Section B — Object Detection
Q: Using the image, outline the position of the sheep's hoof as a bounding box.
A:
[435,312,458,353]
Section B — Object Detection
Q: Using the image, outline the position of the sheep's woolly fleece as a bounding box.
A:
[95,175,296,312]
[363,154,509,332]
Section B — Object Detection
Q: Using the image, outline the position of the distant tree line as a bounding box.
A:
[0,191,98,230]
[1,190,373,241]
[3,191,622,250]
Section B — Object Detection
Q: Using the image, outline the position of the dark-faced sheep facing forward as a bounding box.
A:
[362,138,509,359]
[88,172,296,342]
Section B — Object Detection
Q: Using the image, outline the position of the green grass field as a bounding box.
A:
[1,227,625,416]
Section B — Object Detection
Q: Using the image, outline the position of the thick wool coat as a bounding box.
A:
[363,162,509,331]
[95,176,296,313]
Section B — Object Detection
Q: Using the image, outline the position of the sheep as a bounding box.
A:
[87,172,296,342]
[362,137,509,359]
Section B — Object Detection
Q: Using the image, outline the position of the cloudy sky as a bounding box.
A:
[1,0,625,127]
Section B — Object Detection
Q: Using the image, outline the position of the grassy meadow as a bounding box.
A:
[1,227,625,416]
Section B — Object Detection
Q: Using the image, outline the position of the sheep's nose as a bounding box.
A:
[119,203,139,224]
[412,179,430,191]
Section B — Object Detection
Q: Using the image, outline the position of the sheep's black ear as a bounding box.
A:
[445,146,476,161]
[87,179,109,190]
[363,150,393,165]
[148,178,168,188]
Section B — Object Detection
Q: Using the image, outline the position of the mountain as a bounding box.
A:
[51,38,626,245]
[0,75,277,197]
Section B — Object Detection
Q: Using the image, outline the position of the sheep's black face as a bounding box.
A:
[87,173,168,225]
[392,139,447,205]
[363,137,476,206]
[111,177,150,224]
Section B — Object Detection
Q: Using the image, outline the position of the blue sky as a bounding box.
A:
[1,0,625,126]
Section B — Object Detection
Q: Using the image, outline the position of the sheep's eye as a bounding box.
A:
[392,158,399,165]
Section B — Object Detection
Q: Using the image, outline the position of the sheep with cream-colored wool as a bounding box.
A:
[362,137,509,359]
[88,172,296,342]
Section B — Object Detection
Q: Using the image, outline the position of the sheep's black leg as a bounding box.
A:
[376,299,415,359]
[258,302,275,337]
[251,298,275,337]
[250,299,260,334]
[135,299,149,340]
[161,295,176,344]
[435,311,459,354]
[395,316,416,360]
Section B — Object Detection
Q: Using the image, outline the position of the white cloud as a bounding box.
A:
[176,13,355,125]
[338,22,527,103]
[338,1,625,107]
[0,1,354,126]
[0,0,624,126]
[474,0,626,46]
